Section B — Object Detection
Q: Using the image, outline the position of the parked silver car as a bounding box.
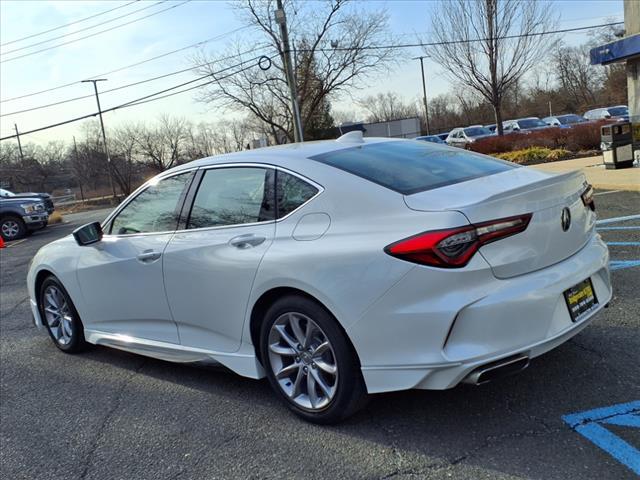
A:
[583,105,629,122]
[543,114,587,128]
[445,127,494,148]
[502,117,550,133]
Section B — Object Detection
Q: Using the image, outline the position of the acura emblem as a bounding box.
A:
[561,207,571,232]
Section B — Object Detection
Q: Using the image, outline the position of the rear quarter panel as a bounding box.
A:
[244,157,471,343]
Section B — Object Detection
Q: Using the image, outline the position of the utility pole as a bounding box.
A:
[14,124,24,162]
[82,78,117,198]
[548,100,552,117]
[413,56,431,135]
[73,136,85,201]
[274,0,303,143]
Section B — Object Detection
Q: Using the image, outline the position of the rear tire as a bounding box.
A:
[0,215,26,241]
[39,276,87,353]
[260,295,367,424]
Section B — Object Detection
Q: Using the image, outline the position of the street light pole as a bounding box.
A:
[274,0,303,143]
[413,56,431,136]
[82,78,117,198]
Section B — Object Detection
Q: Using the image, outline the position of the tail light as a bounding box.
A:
[385,213,532,268]
[581,184,595,211]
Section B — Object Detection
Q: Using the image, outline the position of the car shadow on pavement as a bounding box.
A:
[56,322,638,479]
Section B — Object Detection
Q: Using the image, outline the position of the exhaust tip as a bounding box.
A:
[463,354,530,385]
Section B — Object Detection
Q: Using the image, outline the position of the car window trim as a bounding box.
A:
[102,167,198,237]
[101,163,324,237]
[183,165,276,231]
[178,163,324,234]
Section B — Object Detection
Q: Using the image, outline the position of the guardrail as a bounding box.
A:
[51,194,77,205]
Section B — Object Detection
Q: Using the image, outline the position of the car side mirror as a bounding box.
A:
[73,222,103,246]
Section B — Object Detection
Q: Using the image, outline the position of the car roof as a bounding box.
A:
[164,136,396,175]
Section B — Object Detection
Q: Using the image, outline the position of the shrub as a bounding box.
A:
[48,211,64,224]
[494,147,571,165]
[470,120,608,155]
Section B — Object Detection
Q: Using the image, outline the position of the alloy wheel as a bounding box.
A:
[1,220,20,239]
[43,285,74,345]
[267,312,338,411]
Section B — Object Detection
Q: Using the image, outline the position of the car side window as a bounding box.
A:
[187,167,275,229]
[276,170,319,218]
[110,171,194,235]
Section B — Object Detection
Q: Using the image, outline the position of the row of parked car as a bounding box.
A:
[416,105,629,148]
[0,188,54,241]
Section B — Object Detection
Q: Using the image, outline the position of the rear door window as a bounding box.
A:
[309,141,516,195]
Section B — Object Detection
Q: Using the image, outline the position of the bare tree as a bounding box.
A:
[110,124,143,195]
[137,115,190,172]
[357,92,419,123]
[194,0,396,143]
[426,0,557,135]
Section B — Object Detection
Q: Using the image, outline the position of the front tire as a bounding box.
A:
[0,215,26,241]
[39,276,87,353]
[260,295,367,424]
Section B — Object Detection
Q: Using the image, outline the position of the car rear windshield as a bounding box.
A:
[309,141,516,195]
[608,106,628,116]
[518,118,546,128]
[558,115,585,124]
[464,127,491,137]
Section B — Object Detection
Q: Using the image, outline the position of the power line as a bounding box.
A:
[0,20,624,140]
[308,21,624,52]
[0,46,273,117]
[0,54,276,141]
[0,0,192,64]
[2,1,167,55]
[0,26,251,103]
[0,1,140,47]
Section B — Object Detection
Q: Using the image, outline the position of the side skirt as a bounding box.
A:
[84,330,265,379]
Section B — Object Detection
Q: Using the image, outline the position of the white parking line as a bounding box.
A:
[5,239,28,248]
[594,190,622,196]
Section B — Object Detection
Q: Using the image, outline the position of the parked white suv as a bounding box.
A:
[583,106,629,121]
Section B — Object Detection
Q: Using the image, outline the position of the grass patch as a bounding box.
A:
[494,147,572,165]
[48,211,64,224]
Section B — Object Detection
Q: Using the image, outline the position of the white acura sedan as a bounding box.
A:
[27,133,611,423]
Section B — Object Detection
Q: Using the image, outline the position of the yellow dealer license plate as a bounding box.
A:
[564,278,598,322]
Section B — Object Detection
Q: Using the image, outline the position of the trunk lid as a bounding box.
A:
[404,168,596,278]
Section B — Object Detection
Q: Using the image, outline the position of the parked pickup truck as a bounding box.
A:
[0,195,49,241]
[0,188,54,214]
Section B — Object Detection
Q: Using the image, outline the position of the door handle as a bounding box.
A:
[229,234,266,249]
[137,251,162,263]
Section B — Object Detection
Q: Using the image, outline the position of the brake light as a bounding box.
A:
[581,184,595,211]
[385,213,532,268]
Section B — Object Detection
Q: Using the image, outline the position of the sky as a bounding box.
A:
[0,0,625,146]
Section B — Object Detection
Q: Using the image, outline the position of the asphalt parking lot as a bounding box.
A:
[1,192,638,480]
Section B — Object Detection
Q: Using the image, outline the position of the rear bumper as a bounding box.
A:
[350,234,611,394]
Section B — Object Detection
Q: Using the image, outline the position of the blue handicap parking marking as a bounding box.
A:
[610,260,640,271]
[596,214,640,225]
[563,401,640,475]
[598,226,640,231]
[597,214,640,272]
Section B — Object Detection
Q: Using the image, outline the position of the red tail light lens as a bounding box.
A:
[385,213,532,268]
